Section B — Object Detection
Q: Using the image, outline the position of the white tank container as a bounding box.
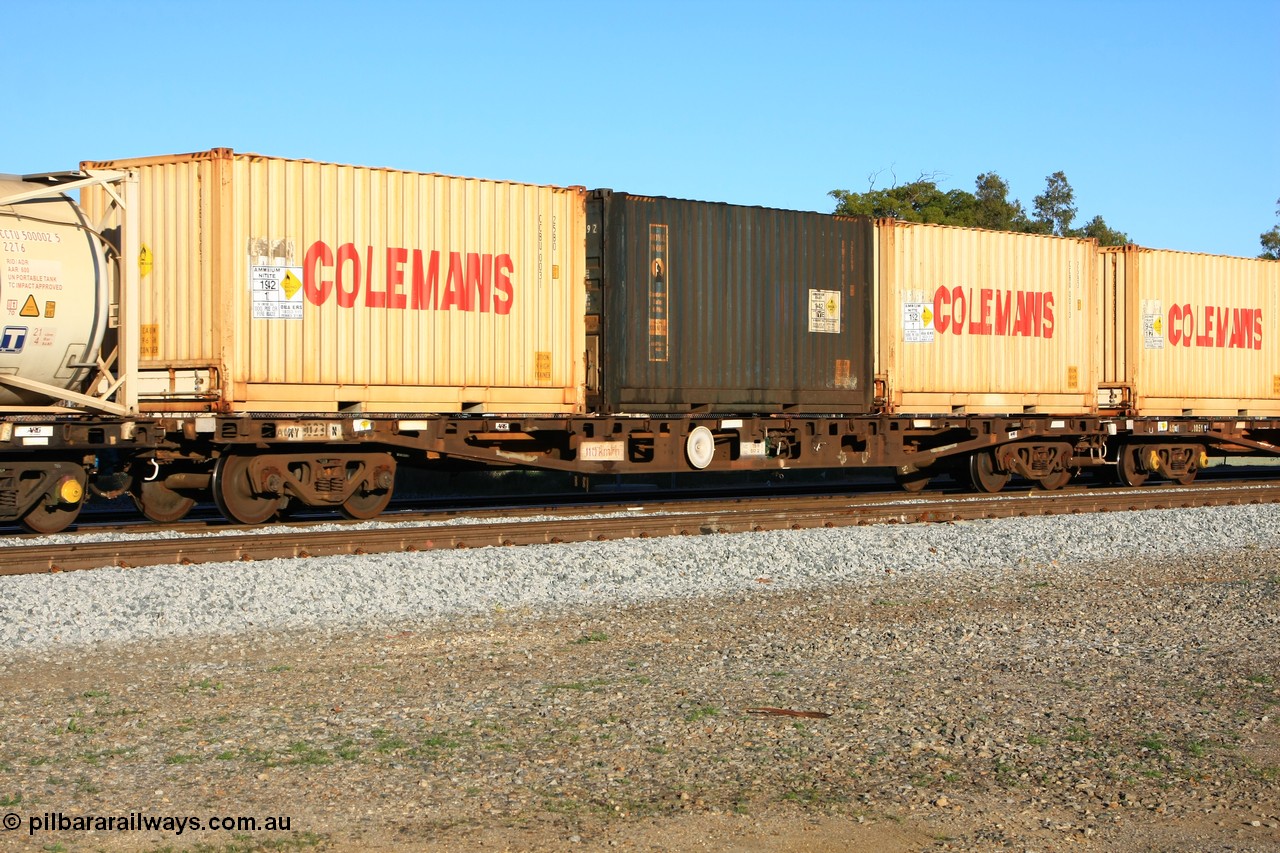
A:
[0,176,110,406]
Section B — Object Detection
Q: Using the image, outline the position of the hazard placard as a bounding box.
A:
[251,265,304,320]
[904,301,935,343]
[19,295,38,317]
[808,289,841,334]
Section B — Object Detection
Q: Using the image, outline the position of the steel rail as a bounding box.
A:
[2,481,1277,576]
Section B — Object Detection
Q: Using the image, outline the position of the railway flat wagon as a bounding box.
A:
[78,149,587,415]
[876,220,1098,415]
[1098,245,1280,416]
[587,191,875,413]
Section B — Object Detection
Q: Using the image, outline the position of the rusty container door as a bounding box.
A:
[1115,245,1280,416]
[81,149,586,414]
[589,191,874,413]
[876,220,1097,414]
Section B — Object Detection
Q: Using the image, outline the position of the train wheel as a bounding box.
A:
[134,479,197,523]
[212,454,280,525]
[21,473,87,535]
[1036,468,1072,491]
[968,450,1009,493]
[1115,445,1149,487]
[340,487,392,520]
[895,469,931,493]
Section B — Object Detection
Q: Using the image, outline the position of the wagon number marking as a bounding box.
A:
[279,423,343,441]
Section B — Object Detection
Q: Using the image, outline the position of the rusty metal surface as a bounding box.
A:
[4,481,1277,575]
[589,191,874,413]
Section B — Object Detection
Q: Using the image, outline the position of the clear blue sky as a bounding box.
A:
[9,0,1278,257]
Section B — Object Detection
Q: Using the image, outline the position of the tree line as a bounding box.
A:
[831,171,1280,259]
[1261,200,1279,260]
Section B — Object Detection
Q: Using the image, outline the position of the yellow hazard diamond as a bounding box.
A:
[921,307,933,326]
[281,269,304,300]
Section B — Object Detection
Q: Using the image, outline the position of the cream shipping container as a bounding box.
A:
[1098,245,1280,416]
[876,219,1097,414]
[79,149,587,414]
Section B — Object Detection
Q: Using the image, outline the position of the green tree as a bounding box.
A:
[830,172,972,224]
[972,172,1028,231]
[831,169,1126,243]
[830,171,994,227]
[1075,214,1129,247]
[1261,198,1280,260]
[1032,171,1077,236]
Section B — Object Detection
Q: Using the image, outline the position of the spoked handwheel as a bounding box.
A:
[968,450,1010,493]
[133,478,198,523]
[1114,445,1149,487]
[21,472,87,534]
[212,454,281,525]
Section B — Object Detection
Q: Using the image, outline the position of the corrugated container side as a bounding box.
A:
[81,150,586,414]
[78,152,221,369]
[590,192,874,413]
[876,220,1097,414]
[1111,245,1280,415]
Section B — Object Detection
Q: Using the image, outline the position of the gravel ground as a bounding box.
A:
[0,505,1277,851]
[2,504,1280,650]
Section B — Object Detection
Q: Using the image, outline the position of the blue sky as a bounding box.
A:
[8,0,1278,257]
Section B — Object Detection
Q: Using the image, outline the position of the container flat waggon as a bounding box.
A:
[2,149,1278,532]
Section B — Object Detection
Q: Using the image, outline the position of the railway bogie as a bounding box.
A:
[2,458,87,533]
[0,417,165,532]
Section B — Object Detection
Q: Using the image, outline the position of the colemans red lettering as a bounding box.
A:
[1167,303,1263,349]
[303,240,514,314]
[932,285,1055,338]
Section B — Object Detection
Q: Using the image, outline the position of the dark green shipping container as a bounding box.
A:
[586,190,874,413]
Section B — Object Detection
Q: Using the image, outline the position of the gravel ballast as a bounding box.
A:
[0,504,1277,852]
[2,504,1280,651]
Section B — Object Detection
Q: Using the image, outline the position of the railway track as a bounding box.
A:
[3,480,1278,576]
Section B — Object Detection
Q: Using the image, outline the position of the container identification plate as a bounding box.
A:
[251,265,305,320]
